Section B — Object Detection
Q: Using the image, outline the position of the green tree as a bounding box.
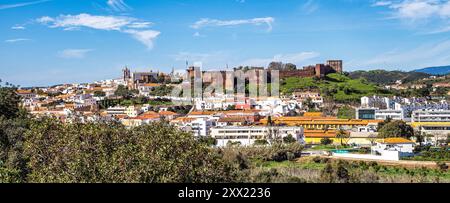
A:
[337,106,355,119]
[254,140,269,146]
[23,118,240,183]
[114,85,133,99]
[320,138,333,145]
[336,129,350,146]
[0,84,23,119]
[283,135,297,144]
[378,120,414,138]
[93,91,106,97]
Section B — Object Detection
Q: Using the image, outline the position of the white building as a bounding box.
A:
[411,110,450,123]
[171,117,215,137]
[106,106,127,116]
[375,109,404,121]
[371,138,415,157]
[125,106,143,117]
[210,126,304,147]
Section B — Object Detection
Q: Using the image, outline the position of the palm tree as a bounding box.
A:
[336,129,349,146]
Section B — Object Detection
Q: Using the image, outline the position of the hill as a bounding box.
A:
[415,65,450,76]
[348,70,430,85]
[281,73,392,103]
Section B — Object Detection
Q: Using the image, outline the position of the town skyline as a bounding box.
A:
[2,0,450,86]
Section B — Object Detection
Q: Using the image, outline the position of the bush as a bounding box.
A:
[23,119,242,183]
[436,162,448,171]
[283,135,297,144]
[312,156,322,163]
[198,136,217,146]
[254,139,269,146]
[320,138,333,145]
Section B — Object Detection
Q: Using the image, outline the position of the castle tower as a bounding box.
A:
[326,60,343,73]
[123,67,131,81]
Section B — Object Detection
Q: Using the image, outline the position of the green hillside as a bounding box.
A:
[349,70,430,85]
[281,73,392,103]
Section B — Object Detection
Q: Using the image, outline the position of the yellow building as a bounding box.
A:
[261,116,382,145]
[261,116,382,130]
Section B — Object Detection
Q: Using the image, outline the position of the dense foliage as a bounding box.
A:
[378,120,414,138]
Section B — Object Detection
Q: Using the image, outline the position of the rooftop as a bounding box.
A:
[378,138,415,144]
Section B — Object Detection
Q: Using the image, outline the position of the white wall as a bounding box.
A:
[333,150,400,161]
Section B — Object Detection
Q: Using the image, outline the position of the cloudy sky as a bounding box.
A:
[1,0,450,86]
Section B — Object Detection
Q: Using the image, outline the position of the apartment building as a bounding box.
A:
[411,110,450,141]
[210,126,304,147]
[374,109,405,121]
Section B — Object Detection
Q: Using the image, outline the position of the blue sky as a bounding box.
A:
[1,0,450,87]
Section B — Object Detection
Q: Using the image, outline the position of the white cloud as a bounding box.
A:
[107,0,131,12]
[58,49,93,59]
[38,13,135,31]
[302,0,319,14]
[349,40,450,69]
[240,52,320,67]
[128,22,153,29]
[374,0,450,33]
[123,29,160,49]
[11,25,26,30]
[0,0,50,10]
[191,17,275,31]
[376,0,450,21]
[36,16,54,24]
[4,38,31,43]
[372,1,393,7]
[36,13,160,49]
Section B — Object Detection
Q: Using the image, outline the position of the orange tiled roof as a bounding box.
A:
[189,111,217,116]
[171,117,197,122]
[17,89,33,94]
[159,111,178,116]
[220,110,261,114]
[141,83,161,87]
[134,114,160,120]
[304,130,337,138]
[218,117,247,123]
[379,138,415,144]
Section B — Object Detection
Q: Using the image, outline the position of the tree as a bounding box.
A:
[114,85,133,99]
[321,138,333,145]
[284,63,297,71]
[336,129,350,146]
[254,140,269,146]
[0,117,30,183]
[368,133,378,146]
[283,134,297,144]
[23,118,241,183]
[93,91,106,97]
[378,120,414,139]
[0,85,23,119]
[337,106,355,119]
[302,97,316,110]
[378,117,393,130]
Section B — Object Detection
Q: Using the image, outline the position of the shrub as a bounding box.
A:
[254,139,269,146]
[283,135,297,144]
[320,138,333,145]
[436,162,448,171]
[312,156,322,163]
